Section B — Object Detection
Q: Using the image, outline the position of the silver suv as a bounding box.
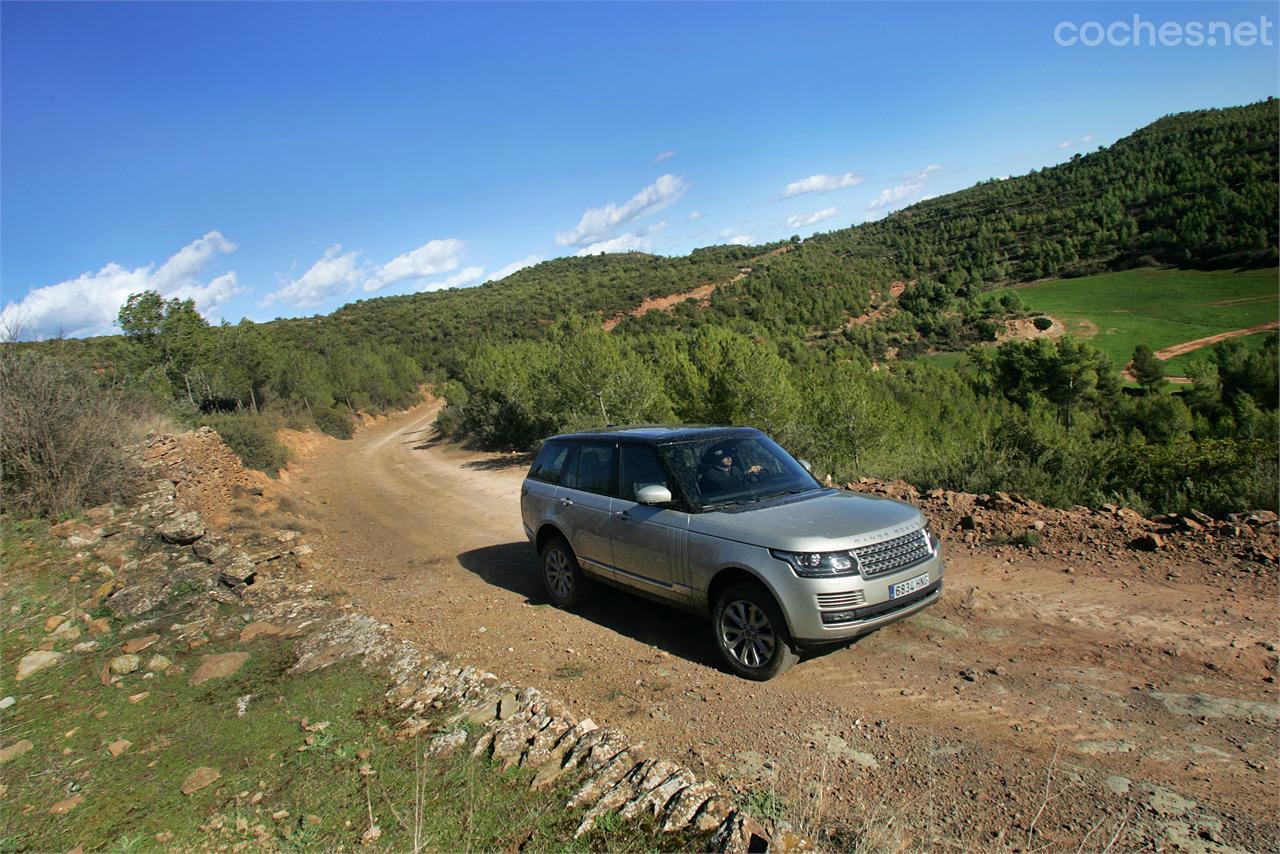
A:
[520,426,943,680]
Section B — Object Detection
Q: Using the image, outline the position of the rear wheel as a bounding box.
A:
[713,581,798,680]
[540,535,589,608]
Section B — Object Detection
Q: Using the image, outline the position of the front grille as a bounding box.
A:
[854,528,933,578]
[816,590,865,610]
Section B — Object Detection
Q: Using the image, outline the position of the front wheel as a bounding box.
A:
[712,581,798,680]
[540,535,590,608]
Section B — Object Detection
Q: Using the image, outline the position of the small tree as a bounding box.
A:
[1131,344,1167,392]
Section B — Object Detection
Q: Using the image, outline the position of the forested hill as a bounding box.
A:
[294,98,1277,364]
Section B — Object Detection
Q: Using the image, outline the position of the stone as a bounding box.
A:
[661,781,718,832]
[424,729,468,758]
[710,811,771,851]
[156,512,205,545]
[106,579,171,619]
[107,739,133,757]
[110,654,142,676]
[190,652,250,685]
[147,655,173,672]
[529,719,599,789]
[16,649,65,680]
[620,766,694,820]
[49,794,84,814]
[122,634,160,654]
[239,622,283,643]
[84,617,111,636]
[0,739,34,764]
[180,766,221,795]
[73,641,100,654]
[496,692,520,720]
[1104,775,1132,795]
[0,696,14,710]
[690,796,733,833]
[574,759,660,836]
[567,746,646,810]
[50,622,81,641]
[44,614,69,632]
[1130,532,1163,551]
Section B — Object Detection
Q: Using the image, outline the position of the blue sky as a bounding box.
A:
[2,1,1276,339]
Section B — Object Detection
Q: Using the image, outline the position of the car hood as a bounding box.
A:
[688,489,925,552]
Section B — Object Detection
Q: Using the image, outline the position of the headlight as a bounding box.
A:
[770,549,859,578]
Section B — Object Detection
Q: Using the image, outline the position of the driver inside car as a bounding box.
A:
[698,445,764,492]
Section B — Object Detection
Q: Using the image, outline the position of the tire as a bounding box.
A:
[712,581,799,680]
[539,535,590,608]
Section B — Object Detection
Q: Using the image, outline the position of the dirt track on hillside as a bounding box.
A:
[284,402,1278,851]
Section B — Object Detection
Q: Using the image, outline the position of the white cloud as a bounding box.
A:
[485,254,543,283]
[1057,134,1094,150]
[786,207,839,229]
[654,149,676,163]
[868,164,943,211]
[576,221,668,256]
[688,210,703,221]
[0,231,241,341]
[420,265,486,292]
[1056,140,1072,149]
[556,174,688,247]
[719,229,753,246]
[781,171,863,198]
[263,245,364,308]
[363,238,465,293]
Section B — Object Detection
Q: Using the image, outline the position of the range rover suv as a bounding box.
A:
[520,426,943,680]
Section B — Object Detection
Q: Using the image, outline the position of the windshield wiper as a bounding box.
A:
[757,488,812,502]
[700,498,754,511]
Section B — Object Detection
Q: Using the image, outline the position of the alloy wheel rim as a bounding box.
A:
[719,600,776,668]
[544,548,572,600]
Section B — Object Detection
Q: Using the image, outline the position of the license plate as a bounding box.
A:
[889,573,930,599]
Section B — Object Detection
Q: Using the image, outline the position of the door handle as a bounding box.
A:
[559,497,574,507]
[615,510,632,521]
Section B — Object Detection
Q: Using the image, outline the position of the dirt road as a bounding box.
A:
[285,402,1278,851]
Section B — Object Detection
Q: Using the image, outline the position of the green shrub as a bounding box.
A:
[311,405,354,439]
[199,413,289,475]
[1032,316,1053,331]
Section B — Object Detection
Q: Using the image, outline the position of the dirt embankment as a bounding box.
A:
[277,400,1279,852]
[602,245,794,331]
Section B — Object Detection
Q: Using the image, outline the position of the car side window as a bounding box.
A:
[565,443,615,496]
[618,445,669,502]
[528,440,570,484]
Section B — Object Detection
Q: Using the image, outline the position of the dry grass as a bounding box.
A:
[0,349,148,517]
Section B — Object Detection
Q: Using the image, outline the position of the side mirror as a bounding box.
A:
[798,459,814,474]
[635,484,673,505]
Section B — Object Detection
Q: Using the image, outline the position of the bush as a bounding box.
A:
[0,350,145,518]
[1032,316,1053,331]
[199,413,289,475]
[312,405,354,439]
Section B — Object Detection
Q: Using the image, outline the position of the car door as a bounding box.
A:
[609,443,690,601]
[556,442,617,578]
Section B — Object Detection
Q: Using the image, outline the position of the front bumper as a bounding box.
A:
[779,546,945,644]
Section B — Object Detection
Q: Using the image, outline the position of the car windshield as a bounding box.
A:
[657,433,821,511]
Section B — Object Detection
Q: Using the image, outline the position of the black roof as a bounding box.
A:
[549,425,761,444]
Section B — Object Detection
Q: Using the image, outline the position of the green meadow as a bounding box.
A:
[993,266,1278,369]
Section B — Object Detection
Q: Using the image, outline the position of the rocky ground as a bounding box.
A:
[280,401,1279,852]
[1,427,806,852]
